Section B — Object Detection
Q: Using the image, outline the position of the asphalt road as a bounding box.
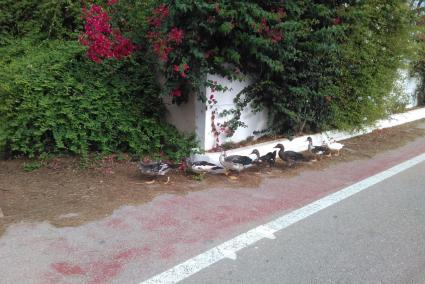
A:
[183,161,425,284]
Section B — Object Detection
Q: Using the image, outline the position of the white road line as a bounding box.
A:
[141,153,425,284]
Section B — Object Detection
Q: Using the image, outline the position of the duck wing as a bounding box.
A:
[139,161,170,176]
[192,161,218,167]
[312,145,330,154]
[260,151,276,166]
[191,161,223,173]
[158,163,171,175]
[226,155,253,165]
[260,152,275,162]
[284,151,305,161]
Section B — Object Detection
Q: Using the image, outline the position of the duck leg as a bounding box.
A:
[227,170,240,180]
[164,176,170,185]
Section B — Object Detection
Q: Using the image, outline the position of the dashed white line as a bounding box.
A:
[141,153,425,284]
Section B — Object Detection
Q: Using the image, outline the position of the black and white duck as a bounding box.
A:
[306,137,331,158]
[138,161,171,183]
[274,143,311,166]
[185,158,225,175]
[250,149,277,167]
[219,151,253,174]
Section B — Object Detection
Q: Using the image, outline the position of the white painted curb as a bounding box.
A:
[193,107,425,164]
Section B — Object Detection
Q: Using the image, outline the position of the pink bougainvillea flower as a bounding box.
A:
[148,4,169,27]
[107,0,119,5]
[80,4,135,62]
[111,31,135,59]
[269,29,283,43]
[154,4,169,18]
[168,27,184,45]
[152,39,173,61]
[171,88,182,97]
[333,17,342,25]
[259,17,270,33]
[173,64,189,78]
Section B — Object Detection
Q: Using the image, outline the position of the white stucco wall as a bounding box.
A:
[163,95,197,134]
[193,107,425,165]
[164,74,268,151]
[203,74,268,150]
[165,70,420,152]
[396,69,420,108]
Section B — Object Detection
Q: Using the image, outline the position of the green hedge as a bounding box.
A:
[147,0,419,135]
[0,0,196,161]
[0,39,196,161]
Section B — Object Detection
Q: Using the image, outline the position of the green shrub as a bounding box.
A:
[23,161,43,172]
[146,1,418,136]
[0,0,83,43]
[414,3,425,105]
[243,1,417,133]
[0,39,196,161]
[331,0,418,130]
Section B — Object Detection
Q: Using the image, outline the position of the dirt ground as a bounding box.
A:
[1,120,425,236]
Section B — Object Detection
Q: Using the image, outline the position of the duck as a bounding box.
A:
[323,138,344,156]
[185,158,225,175]
[273,143,311,166]
[219,151,253,173]
[306,137,331,158]
[250,149,277,167]
[138,161,172,183]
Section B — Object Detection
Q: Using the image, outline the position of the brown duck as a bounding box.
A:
[274,143,310,165]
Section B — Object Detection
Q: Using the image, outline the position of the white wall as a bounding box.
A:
[164,74,269,151]
[193,107,425,165]
[203,74,268,150]
[163,94,197,134]
[396,69,420,108]
[165,71,420,152]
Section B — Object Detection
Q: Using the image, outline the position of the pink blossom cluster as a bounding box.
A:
[147,5,184,62]
[147,4,187,97]
[79,4,135,63]
[257,17,284,43]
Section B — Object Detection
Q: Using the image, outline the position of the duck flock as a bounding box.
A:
[138,136,344,182]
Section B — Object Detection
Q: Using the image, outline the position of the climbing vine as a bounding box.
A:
[79,0,419,139]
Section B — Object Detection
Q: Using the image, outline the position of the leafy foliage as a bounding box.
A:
[0,0,420,160]
[146,0,419,135]
[23,161,43,172]
[0,39,196,161]
[413,1,425,105]
[144,1,286,103]
[331,0,418,129]
[0,0,197,162]
[0,0,83,42]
